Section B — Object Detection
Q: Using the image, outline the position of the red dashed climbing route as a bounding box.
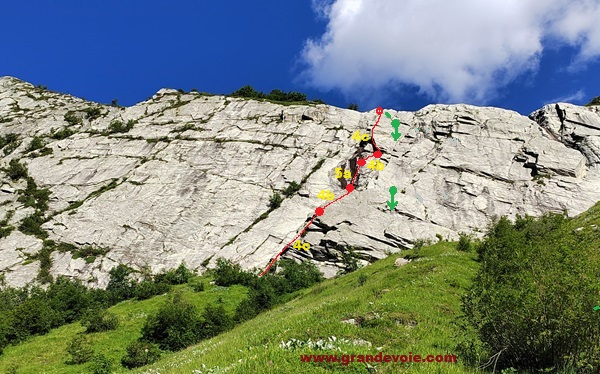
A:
[259,107,385,276]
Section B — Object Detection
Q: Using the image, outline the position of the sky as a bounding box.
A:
[1,0,599,115]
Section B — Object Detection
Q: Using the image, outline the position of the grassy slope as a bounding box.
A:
[0,284,248,373]
[0,242,479,373]
[136,243,479,374]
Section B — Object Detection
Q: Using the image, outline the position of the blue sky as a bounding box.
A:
[1,0,599,115]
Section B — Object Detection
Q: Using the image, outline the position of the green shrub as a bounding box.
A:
[231,85,264,99]
[140,293,203,351]
[246,277,278,312]
[66,335,94,364]
[279,259,323,293]
[190,281,205,292]
[213,258,253,286]
[134,281,171,300]
[27,136,45,152]
[121,340,161,369]
[6,159,28,180]
[90,353,113,374]
[64,111,82,126]
[17,177,50,211]
[0,133,20,155]
[18,212,48,239]
[460,214,600,372]
[341,248,360,273]
[268,192,283,210]
[348,103,359,111]
[106,264,136,303]
[2,288,63,342]
[81,308,119,333]
[357,274,367,286]
[107,119,136,134]
[585,96,600,106]
[51,127,76,139]
[234,297,258,323]
[199,303,234,339]
[154,262,194,285]
[456,232,473,252]
[282,181,301,197]
[83,107,102,120]
[46,276,91,323]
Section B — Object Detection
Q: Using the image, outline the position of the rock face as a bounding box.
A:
[0,76,599,288]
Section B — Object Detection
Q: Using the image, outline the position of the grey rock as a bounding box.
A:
[1,76,600,288]
[394,258,411,267]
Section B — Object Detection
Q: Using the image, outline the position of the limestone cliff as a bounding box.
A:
[1,76,599,287]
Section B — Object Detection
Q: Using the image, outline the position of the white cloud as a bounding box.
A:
[545,89,586,105]
[299,0,600,103]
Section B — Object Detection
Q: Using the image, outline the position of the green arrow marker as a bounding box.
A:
[391,119,402,141]
[387,186,398,210]
[594,305,600,311]
[385,111,392,119]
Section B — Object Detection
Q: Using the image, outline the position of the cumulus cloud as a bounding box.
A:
[299,0,600,103]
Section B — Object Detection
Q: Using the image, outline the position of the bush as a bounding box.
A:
[64,111,82,126]
[17,177,50,211]
[50,127,76,140]
[585,96,600,106]
[0,133,20,155]
[348,103,359,111]
[6,159,28,180]
[121,341,161,369]
[27,136,45,152]
[134,280,171,300]
[234,297,258,323]
[279,259,323,293]
[11,294,62,341]
[246,277,278,312]
[456,232,473,252]
[231,85,264,99]
[90,353,113,374]
[106,264,136,303]
[18,212,47,239]
[357,274,367,286]
[107,119,136,134]
[140,293,203,351]
[213,258,253,286]
[268,192,283,210]
[66,335,94,364]
[461,214,600,372]
[155,262,194,285]
[81,308,119,333]
[341,248,360,273]
[190,281,205,292]
[46,276,91,324]
[199,303,233,339]
[83,107,102,120]
[282,181,301,197]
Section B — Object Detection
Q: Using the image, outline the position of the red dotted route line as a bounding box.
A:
[259,107,385,276]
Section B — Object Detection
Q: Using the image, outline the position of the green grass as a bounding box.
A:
[0,283,247,373]
[0,243,478,373]
[135,243,478,374]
